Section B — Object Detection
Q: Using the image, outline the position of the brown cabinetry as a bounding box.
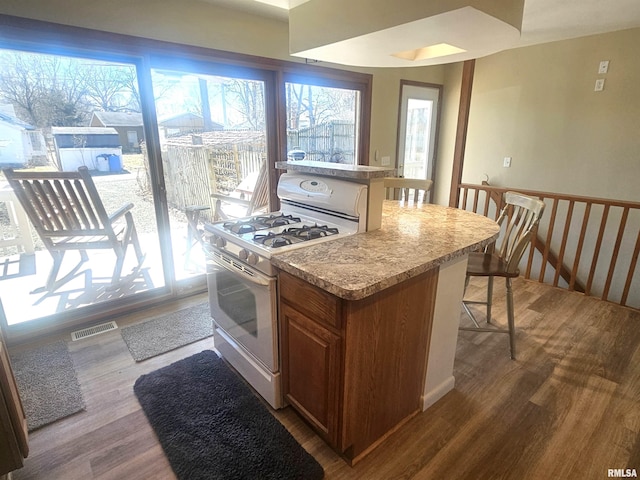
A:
[278,268,439,464]
[280,303,341,446]
[0,326,29,475]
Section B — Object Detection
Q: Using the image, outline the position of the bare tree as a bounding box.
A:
[224,79,265,130]
[0,51,45,126]
[286,83,356,130]
[84,64,139,112]
[0,50,142,128]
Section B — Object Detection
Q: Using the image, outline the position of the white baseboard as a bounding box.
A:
[422,375,455,410]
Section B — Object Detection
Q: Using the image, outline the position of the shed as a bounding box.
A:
[51,127,123,172]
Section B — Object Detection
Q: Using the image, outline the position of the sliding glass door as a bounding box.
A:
[148,66,270,282]
[0,17,371,340]
[0,47,167,331]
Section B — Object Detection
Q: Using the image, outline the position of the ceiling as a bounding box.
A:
[200,0,640,66]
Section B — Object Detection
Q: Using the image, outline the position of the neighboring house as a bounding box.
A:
[0,105,47,167]
[89,111,144,153]
[158,112,223,138]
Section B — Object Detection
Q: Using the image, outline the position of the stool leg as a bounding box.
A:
[506,277,516,359]
[486,276,494,323]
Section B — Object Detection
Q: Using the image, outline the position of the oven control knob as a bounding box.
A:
[247,252,259,265]
[238,249,249,260]
[214,236,226,248]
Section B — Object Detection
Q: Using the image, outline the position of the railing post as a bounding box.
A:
[449,59,475,208]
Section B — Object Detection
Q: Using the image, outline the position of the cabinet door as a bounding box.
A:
[281,302,341,447]
[0,326,29,475]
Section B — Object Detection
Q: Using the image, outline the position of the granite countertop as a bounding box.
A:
[271,201,500,300]
[275,160,395,179]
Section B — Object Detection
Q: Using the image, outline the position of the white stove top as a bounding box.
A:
[203,173,368,275]
[206,210,356,256]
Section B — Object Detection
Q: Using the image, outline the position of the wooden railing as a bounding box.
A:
[458,183,640,311]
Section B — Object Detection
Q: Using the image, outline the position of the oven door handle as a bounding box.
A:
[209,254,273,287]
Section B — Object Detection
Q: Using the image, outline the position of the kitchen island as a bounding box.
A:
[271,200,500,465]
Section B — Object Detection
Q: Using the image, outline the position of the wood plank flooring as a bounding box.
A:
[8,278,640,480]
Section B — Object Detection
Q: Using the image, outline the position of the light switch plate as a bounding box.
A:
[503,156,512,168]
[598,60,609,74]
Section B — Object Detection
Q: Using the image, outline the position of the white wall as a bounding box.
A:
[456,27,640,203]
[0,124,26,166]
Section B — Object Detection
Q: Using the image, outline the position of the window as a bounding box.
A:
[0,14,371,335]
[285,81,360,164]
[127,130,139,149]
[396,81,442,197]
[0,45,165,329]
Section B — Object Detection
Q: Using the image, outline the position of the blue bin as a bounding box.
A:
[108,154,122,172]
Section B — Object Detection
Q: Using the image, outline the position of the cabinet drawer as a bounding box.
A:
[279,271,341,329]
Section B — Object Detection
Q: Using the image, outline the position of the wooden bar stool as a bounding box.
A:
[383,177,433,204]
[460,191,545,359]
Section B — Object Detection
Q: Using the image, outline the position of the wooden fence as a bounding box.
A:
[142,133,266,222]
[287,121,355,164]
[457,183,640,311]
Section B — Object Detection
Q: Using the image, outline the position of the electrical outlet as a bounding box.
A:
[503,156,512,168]
[381,156,391,166]
[595,78,605,92]
[598,60,609,74]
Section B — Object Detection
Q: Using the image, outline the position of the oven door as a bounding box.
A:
[206,250,278,372]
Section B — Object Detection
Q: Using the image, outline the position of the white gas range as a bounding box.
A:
[203,173,368,408]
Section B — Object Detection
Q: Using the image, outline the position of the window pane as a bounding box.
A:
[403,98,432,179]
[150,69,269,279]
[0,48,164,326]
[285,82,359,164]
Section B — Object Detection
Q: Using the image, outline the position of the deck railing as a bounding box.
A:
[457,183,640,311]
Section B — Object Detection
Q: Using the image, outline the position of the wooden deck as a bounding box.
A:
[8,276,640,479]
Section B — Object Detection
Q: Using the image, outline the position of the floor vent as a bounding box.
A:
[71,321,118,341]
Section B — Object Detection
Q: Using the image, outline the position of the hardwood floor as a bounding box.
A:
[8,278,640,479]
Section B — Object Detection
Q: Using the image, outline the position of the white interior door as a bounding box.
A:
[397,83,440,184]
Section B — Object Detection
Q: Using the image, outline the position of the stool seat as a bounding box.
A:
[466,252,520,278]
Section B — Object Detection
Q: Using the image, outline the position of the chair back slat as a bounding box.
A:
[56,179,93,230]
[73,179,104,229]
[21,181,55,231]
[248,161,269,215]
[44,180,75,230]
[51,180,78,229]
[495,191,545,274]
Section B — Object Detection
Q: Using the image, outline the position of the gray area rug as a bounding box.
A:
[9,340,85,431]
[134,350,324,480]
[120,303,212,362]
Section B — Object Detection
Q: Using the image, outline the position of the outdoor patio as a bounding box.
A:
[0,160,204,328]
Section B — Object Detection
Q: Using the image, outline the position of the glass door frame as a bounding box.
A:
[395,80,442,201]
[143,56,280,292]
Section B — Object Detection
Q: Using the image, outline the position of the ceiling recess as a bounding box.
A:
[289,0,525,67]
